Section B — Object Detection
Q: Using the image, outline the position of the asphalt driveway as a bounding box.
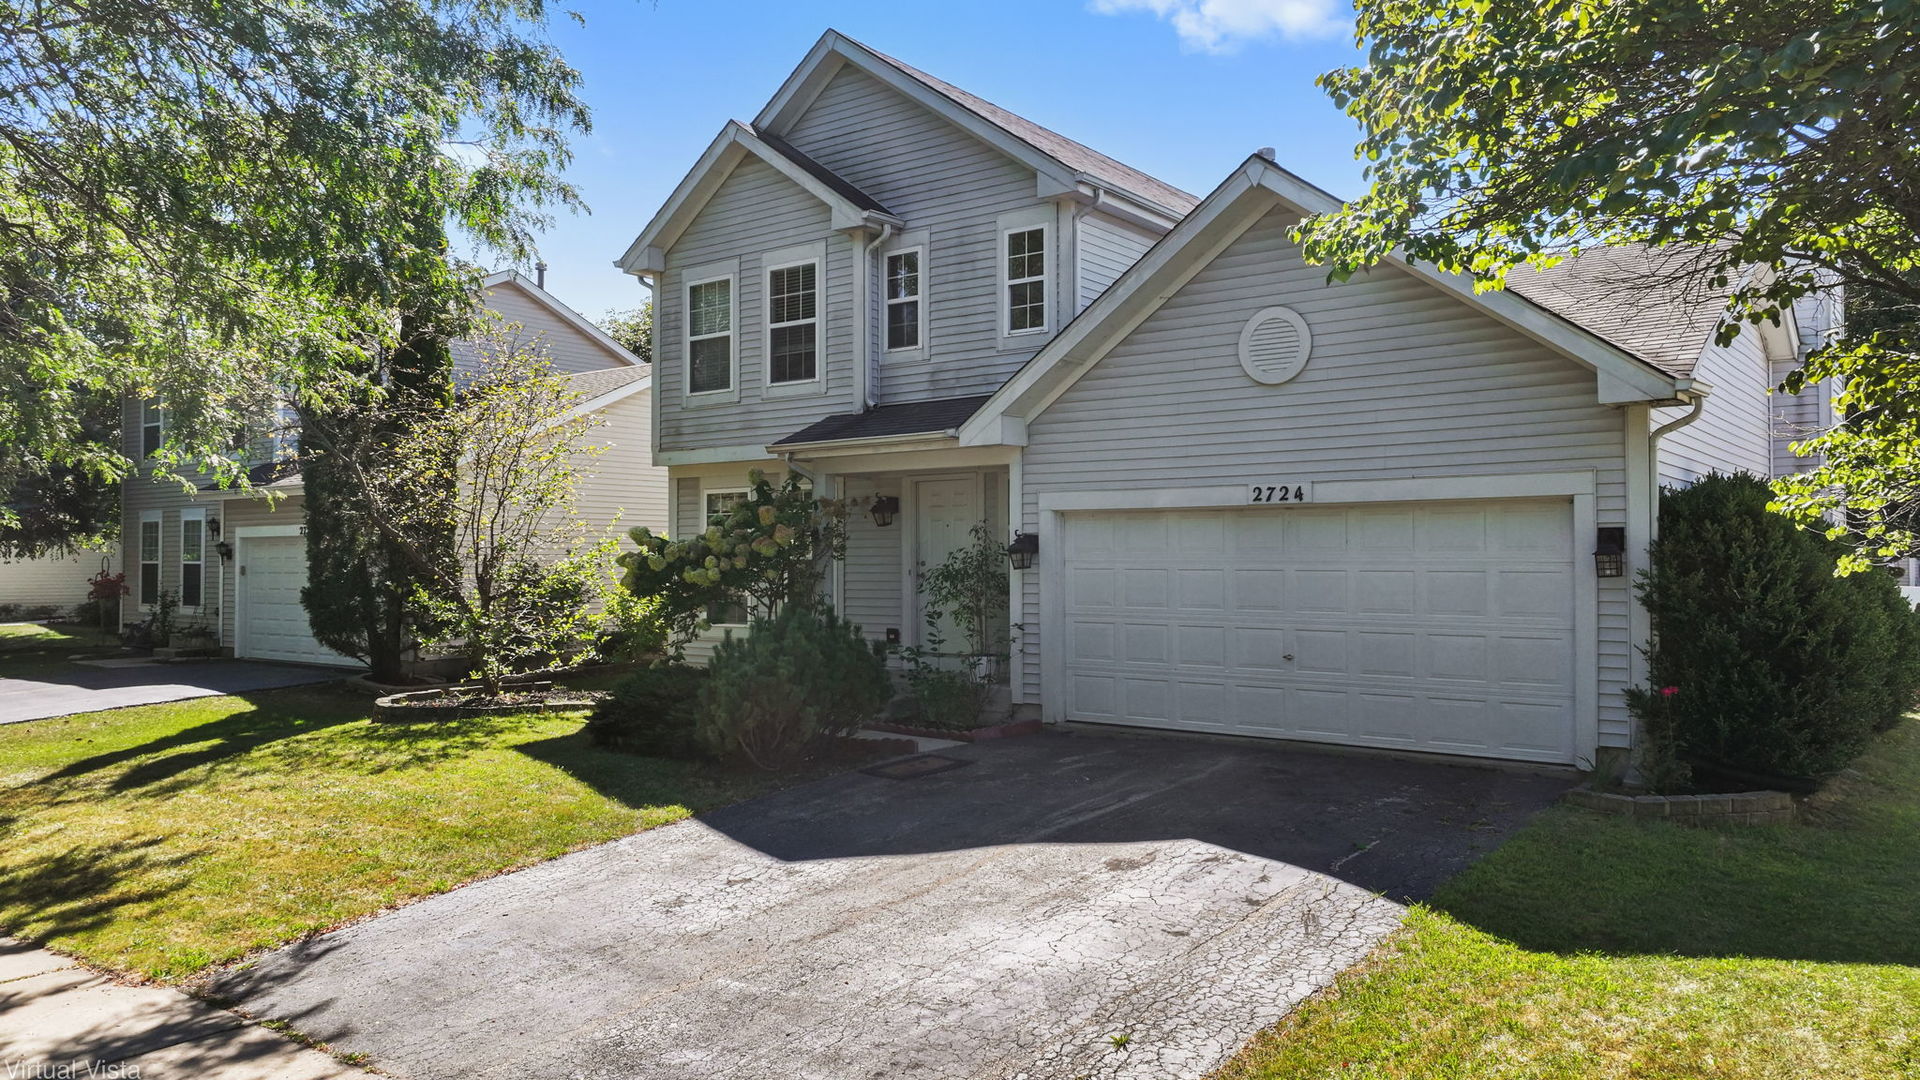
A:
[0,658,348,723]
[213,731,1568,1080]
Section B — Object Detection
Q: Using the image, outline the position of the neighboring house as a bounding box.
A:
[619,30,1839,768]
[119,270,668,666]
[0,552,108,615]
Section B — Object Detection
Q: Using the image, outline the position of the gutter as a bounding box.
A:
[1645,391,1709,541]
[765,428,962,457]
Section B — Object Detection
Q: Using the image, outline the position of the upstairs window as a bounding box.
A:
[767,260,818,384]
[138,514,161,606]
[141,401,164,457]
[686,277,733,395]
[1005,226,1047,334]
[885,249,922,351]
[179,512,205,609]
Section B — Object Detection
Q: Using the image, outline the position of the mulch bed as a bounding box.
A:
[373,684,608,723]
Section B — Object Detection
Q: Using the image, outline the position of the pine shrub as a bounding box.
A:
[697,606,890,769]
[585,665,710,759]
[1630,473,1920,781]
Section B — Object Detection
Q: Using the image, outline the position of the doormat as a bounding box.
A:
[862,754,972,780]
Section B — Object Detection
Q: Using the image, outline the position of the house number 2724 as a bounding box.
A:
[1248,483,1309,504]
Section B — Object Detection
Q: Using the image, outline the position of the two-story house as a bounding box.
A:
[120,270,668,666]
[621,30,1838,770]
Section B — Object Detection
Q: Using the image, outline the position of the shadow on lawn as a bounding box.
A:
[1433,727,1920,967]
[0,833,197,945]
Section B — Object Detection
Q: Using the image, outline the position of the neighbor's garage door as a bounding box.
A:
[238,534,346,666]
[1061,499,1577,764]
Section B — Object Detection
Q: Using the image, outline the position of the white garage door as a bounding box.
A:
[238,535,348,666]
[1061,499,1577,763]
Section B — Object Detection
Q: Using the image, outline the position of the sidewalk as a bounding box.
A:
[0,939,362,1079]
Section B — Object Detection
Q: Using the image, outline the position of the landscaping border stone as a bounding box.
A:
[1563,786,1796,826]
[867,716,1043,744]
[373,686,596,723]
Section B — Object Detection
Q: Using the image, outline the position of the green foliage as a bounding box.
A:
[919,521,1010,660]
[697,606,890,770]
[597,305,652,364]
[902,667,989,731]
[1303,0,1920,565]
[618,471,849,654]
[0,0,589,524]
[0,384,119,558]
[590,570,668,664]
[585,665,710,759]
[300,320,453,682]
[150,589,178,649]
[1627,474,1920,781]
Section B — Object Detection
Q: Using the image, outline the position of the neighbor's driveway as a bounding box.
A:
[0,658,347,723]
[214,731,1568,1080]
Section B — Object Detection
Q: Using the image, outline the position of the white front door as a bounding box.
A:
[1060,499,1578,764]
[238,535,348,666]
[913,476,979,651]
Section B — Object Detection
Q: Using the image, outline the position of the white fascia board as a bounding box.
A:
[655,444,779,466]
[484,273,639,367]
[763,431,960,457]
[617,121,899,276]
[755,31,1081,199]
[566,376,652,421]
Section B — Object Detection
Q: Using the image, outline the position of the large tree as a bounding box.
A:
[0,0,588,536]
[1297,0,1920,568]
[598,304,653,364]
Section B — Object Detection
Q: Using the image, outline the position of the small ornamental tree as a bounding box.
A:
[618,470,849,654]
[1629,473,1920,783]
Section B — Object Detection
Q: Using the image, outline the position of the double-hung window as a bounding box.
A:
[141,401,164,458]
[138,512,162,607]
[686,276,734,395]
[179,510,205,610]
[704,489,750,626]
[885,249,922,351]
[1004,226,1047,334]
[766,260,819,384]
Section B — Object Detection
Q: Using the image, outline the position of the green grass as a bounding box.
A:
[1215,722,1920,1080]
[0,679,776,982]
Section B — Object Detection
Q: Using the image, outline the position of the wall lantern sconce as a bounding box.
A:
[206,517,222,539]
[1006,531,1039,571]
[869,495,900,528]
[214,540,235,562]
[1594,526,1626,578]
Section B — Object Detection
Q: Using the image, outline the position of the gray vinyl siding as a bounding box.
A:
[841,475,905,643]
[454,283,633,376]
[1018,206,1640,749]
[776,65,1053,403]
[0,554,101,609]
[656,157,859,452]
[574,391,670,543]
[1077,212,1158,310]
[1653,330,1772,486]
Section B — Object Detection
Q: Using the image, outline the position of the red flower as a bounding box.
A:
[1660,686,1680,698]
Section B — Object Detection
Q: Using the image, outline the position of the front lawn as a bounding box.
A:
[1216,722,1920,1079]
[0,680,775,981]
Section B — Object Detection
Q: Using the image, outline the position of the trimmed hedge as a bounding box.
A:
[585,665,710,759]
[698,605,890,769]
[1630,473,1920,782]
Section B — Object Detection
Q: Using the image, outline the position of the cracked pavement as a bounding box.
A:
[212,730,1566,1080]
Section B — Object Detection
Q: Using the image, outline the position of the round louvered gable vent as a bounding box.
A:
[1238,306,1313,385]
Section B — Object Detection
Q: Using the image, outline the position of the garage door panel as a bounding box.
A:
[1063,500,1578,764]
[239,535,347,667]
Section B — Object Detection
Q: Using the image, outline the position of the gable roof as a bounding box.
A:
[617,121,902,276]
[770,395,992,450]
[754,30,1197,224]
[1505,246,1735,378]
[958,155,1693,446]
[480,270,640,368]
[567,364,652,407]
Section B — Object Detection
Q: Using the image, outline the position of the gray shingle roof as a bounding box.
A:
[754,130,892,215]
[771,395,993,447]
[1505,245,1733,377]
[567,364,650,403]
[855,40,1200,218]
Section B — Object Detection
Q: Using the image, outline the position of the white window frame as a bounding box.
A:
[178,508,206,612]
[137,510,162,610]
[1000,220,1051,338]
[883,245,927,357]
[681,262,738,404]
[764,255,822,389]
[141,401,164,459]
[700,483,752,627]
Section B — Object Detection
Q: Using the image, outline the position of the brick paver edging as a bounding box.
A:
[1563,787,1796,826]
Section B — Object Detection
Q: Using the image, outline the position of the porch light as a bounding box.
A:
[869,495,900,528]
[1007,531,1038,571]
[206,517,221,539]
[214,540,235,562]
[1594,526,1626,579]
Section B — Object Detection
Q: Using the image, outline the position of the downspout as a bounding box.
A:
[1646,395,1706,541]
[859,224,896,411]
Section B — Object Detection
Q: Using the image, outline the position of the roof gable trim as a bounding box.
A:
[480,271,639,367]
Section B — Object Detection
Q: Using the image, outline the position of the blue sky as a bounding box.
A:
[522,0,1369,321]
